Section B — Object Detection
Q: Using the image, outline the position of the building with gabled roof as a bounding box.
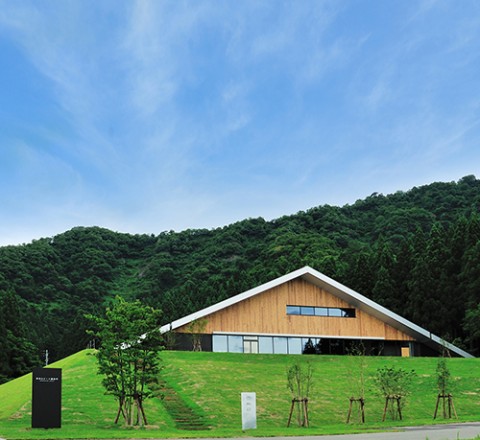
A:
[161,266,473,358]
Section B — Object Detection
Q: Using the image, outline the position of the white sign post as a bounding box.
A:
[241,392,257,430]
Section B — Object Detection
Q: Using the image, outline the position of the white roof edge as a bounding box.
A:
[159,267,310,333]
[160,266,474,358]
[302,266,473,358]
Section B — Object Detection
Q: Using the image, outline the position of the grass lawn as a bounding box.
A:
[0,349,479,439]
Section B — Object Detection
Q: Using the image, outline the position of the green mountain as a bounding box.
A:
[1,175,480,381]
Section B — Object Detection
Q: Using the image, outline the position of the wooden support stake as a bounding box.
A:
[382,398,388,422]
[287,400,295,427]
[450,394,458,419]
[382,396,402,422]
[433,394,458,420]
[346,399,353,424]
[346,397,365,423]
[303,398,309,428]
[287,398,309,427]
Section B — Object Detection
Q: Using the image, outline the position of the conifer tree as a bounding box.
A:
[0,289,39,381]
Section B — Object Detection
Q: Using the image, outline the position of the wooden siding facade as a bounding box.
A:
[176,278,414,341]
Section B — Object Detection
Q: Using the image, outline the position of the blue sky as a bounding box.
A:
[1,1,480,246]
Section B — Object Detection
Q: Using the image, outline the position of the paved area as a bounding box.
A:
[2,422,478,440]
[251,423,480,440]
[276,422,480,439]
[167,422,480,440]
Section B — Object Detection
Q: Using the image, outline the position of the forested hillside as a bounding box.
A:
[1,175,480,382]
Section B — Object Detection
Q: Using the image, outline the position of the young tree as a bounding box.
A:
[436,357,451,396]
[286,361,313,427]
[186,318,208,351]
[346,343,367,423]
[374,366,416,421]
[87,297,163,426]
[434,355,457,419]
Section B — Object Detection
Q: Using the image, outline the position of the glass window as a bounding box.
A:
[244,339,259,354]
[259,336,273,354]
[244,336,258,342]
[228,335,243,353]
[244,336,259,354]
[288,337,303,354]
[315,307,328,316]
[287,305,356,318]
[301,306,315,316]
[286,305,301,315]
[302,338,316,354]
[213,334,228,352]
[329,308,342,317]
[273,337,288,354]
[302,337,319,347]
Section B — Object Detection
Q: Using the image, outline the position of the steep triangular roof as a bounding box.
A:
[160,266,473,358]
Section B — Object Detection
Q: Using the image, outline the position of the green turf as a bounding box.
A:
[0,349,479,439]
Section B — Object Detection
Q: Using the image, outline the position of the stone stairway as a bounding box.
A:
[154,378,211,431]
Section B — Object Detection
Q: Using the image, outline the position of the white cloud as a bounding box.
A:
[407,0,440,22]
[1,0,480,246]
[122,2,178,116]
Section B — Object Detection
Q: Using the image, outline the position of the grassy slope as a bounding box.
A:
[0,349,479,439]
[161,351,480,432]
[0,350,174,439]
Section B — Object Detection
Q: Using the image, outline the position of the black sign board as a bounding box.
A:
[32,367,62,428]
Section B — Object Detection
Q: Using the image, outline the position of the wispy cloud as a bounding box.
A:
[0,1,479,245]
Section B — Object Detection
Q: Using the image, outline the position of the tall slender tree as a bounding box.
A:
[87,297,163,426]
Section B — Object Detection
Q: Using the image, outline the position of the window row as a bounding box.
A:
[212,334,405,355]
[286,305,356,318]
[213,334,323,355]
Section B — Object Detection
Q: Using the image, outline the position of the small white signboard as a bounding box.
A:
[241,392,257,430]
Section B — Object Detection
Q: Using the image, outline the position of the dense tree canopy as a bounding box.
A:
[87,297,163,426]
[1,176,480,381]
